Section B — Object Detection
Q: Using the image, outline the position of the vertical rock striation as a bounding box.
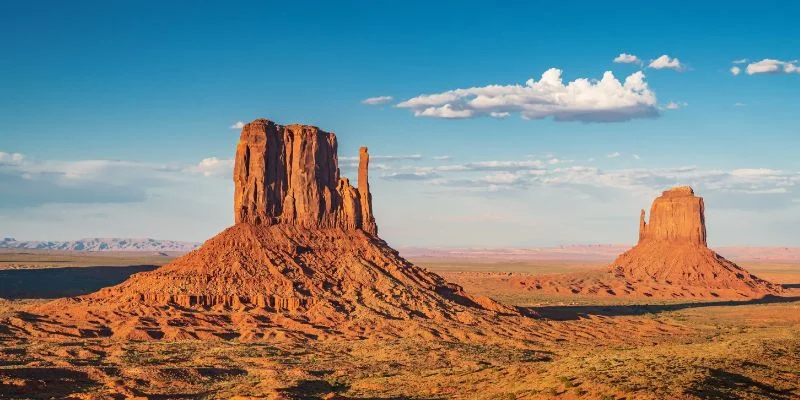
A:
[233,119,377,234]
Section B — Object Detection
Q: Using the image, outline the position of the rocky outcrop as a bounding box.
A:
[12,117,522,342]
[610,186,780,297]
[358,147,378,235]
[233,119,377,234]
[638,186,706,245]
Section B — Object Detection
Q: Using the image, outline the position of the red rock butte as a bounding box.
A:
[638,186,705,245]
[5,118,524,342]
[612,186,780,297]
[233,119,377,234]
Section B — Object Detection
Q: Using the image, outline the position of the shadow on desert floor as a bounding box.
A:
[0,265,158,299]
[281,379,432,399]
[685,367,798,399]
[528,294,800,321]
[782,283,800,289]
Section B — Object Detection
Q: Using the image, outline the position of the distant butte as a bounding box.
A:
[610,186,781,297]
[507,186,782,299]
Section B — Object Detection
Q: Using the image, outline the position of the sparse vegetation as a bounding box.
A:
[0,252,798,399]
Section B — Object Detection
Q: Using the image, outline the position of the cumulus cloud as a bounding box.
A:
[745,59,800,75]
[185,157,234,177]
[413,104,474,119]
[396,68,659,123]
[361,96,394,105]
[230,121,245,129]
[613,53,642,65]
[648,55,683,71]
[730,66,741,76]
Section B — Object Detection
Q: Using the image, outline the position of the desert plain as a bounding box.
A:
[1,249,798,400]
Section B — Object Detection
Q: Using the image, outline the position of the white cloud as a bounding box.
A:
[433,155,452,161]
[745,59,800,75]
[361,96,394,105]
[340,154,422,162]
[490,111,510,118]
[396,68,659,123]
[230,121,245,129]
[0,149,241,210]
[730,66,741,76]
[648,55,683,71]
[414,104,475,119]
[663,101,688,110]
[734,102,746,107]
[0,152,24,165]
[613,53,642,65]
[0,153,190,208]
[733,59,748,64]
[633,154,641,160]
[376,157,800,208]
[384,171,440,181]
[460,160,545,171]
[607,152,621,158]
[185,157,234,177]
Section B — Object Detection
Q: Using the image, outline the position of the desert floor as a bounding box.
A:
[0,250,798,399]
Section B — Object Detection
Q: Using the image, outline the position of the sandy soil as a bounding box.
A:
[0,251,798,399]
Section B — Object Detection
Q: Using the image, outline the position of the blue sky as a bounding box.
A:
[2,1,799,247]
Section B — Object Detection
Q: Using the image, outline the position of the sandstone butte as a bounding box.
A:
[2,118,538,343]
[610,186,781,297]
[505,186,783,299]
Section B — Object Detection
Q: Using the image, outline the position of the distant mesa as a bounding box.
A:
[2,118,522,342]
[610,186,781,297]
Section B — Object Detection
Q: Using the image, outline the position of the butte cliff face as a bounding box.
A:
[638,186,705,245]
[7,118,519,342]
[233,119,377,234]
[611,186,780,297]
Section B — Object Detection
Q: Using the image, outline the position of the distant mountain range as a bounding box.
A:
[399,244,800,263]
[0,237,200,252]
[2,237,798,262]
